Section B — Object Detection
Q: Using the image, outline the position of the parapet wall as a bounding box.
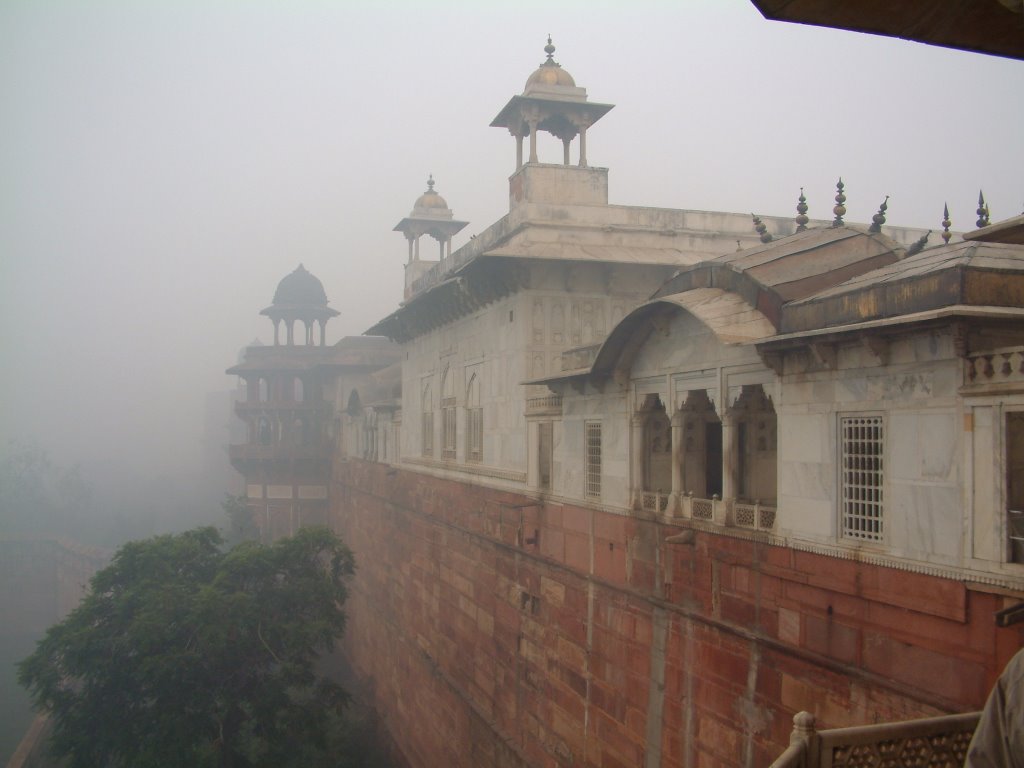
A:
[332,460,1022,768]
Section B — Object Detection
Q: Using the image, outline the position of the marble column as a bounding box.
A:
[668,411,683,516]
[721,407,737,503]
[630,415,645,510]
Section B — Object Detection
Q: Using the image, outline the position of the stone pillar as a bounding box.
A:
[562,137,571,165]
[273,320,280,346]
[286,319,294,346]
[631,414,645,509]
[414,235,420,261]
[668,410,683,515]
[578,125,588,167]
[515,133,524,170]
[319,319,326,346]
[721,407,737,503]
[528,119,539,164]
[526,420,539,488]
[407,235,414,263]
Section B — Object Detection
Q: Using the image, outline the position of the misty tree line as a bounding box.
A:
[0,441,227,547]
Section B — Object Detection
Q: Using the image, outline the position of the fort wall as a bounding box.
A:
[333,459,1023,768]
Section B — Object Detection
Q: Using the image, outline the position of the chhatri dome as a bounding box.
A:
[270,264,329,307]
[394,176,467,271]
[261,264,338,346]
[524,37,576,88]
[491,37,613,169]
[409,175,455,220]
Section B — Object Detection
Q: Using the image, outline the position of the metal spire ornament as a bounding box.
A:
[976,190,990,228]
[868,195,889,233]
[831,178,846,227]
[795,188,809,232]
[941,203,952,244]
[907,230,931,256]
[752,214,772,243]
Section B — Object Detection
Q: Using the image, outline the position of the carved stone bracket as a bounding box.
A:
[809,341,837,370]
[860,334,889,366]
[756,348,785,377]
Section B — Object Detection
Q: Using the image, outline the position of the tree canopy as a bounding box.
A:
[18,526,356,768]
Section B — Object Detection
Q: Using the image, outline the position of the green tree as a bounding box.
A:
[18,526,356,768]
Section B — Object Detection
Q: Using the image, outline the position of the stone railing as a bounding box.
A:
[769,710,980,768]
[679,494,727,524]
[671,494,778,532]
[525,394,563,417]
[733,500,777,531]
[964,346,1024,389]
[641,491,669,514]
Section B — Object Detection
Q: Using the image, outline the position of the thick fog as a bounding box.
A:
[2,0,1023,539]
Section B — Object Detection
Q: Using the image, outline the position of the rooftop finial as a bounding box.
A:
[941,202,952,244]
[907,230,931,256]
[795,188,809,232]
[869,195,889,233]
[752,214,772,244]
[736,238,743,252]
[831,178,846,227]
[427,174,435,192]
[544,35,556,63]
[976,190,990,228]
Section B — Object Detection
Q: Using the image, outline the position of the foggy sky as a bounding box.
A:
[2,0,1023,483]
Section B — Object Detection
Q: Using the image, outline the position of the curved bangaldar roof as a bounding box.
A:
[648,223,907,329]
[535,225,1024,389]
[530,225,911,385]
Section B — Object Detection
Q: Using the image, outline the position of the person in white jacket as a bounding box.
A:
[965,647,1024,768]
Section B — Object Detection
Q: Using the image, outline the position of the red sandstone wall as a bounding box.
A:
[332,460,1023,768]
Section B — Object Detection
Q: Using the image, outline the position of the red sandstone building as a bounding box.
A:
[228,33,1024,768]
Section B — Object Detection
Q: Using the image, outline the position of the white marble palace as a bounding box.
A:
[312,39,1024,590]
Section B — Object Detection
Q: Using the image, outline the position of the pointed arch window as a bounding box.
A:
[640,394,672,495]
[732,384,777,504]
[441,366,456,460]
[678,390,722,500]
[421,381,433,457]
[466,373,482,463]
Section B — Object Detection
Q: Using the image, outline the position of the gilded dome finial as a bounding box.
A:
[941,202,952,244]
[426,174,435,192]
[869,195,889,233]
[752,214,772,244]
[795,187,809,232]
[831,178,846,227]
[976,190,990,228]
[545,35,555,61]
